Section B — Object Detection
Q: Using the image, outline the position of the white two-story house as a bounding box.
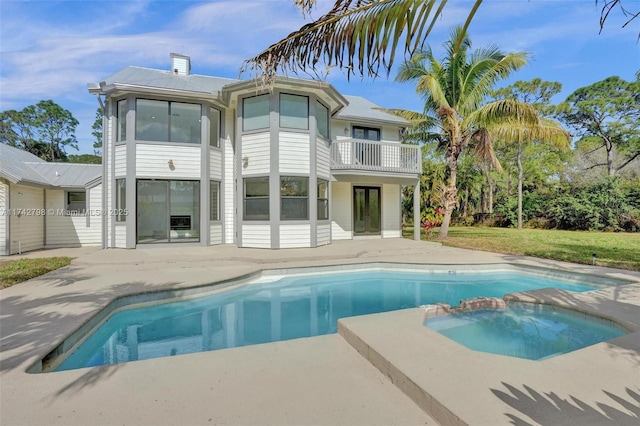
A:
[1,53,421,255]
[89,53,421,250]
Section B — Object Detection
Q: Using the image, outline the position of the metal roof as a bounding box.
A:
[101,66,240,95]
[0,144,100,188]
[335,95,409,126]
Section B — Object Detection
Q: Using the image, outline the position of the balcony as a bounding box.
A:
[330,139,421,175]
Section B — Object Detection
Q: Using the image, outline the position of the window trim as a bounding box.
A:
[210,180,220,221]
[242,94,270,132]
[115,178,126,222]
[66,191,86,213]
[135,98,202,144]
[279,93,309,131]
[243,176,270,221]
[280,176,309,221]
[317,178,329,221]
[352,125,381,141]
[316,100,329,139]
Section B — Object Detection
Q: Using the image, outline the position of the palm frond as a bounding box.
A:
[464,99,541,129]
[469,127,502,172]
[242,0,484,83]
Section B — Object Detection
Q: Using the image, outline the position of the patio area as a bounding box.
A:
[1,239,639,425]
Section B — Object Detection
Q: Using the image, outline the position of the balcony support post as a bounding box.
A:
[413,178,421,241]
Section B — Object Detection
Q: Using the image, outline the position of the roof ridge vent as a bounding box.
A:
[170,53,191,76]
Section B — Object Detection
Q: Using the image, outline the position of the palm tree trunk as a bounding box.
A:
[517,141,523,229]
[438,154,458,240]
[487,174,494,214]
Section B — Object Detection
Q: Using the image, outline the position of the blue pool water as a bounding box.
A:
[424,307,626,360]
[54,269,602,371]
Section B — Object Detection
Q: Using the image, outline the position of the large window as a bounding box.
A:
[209,107,220,148]
[117,99,127,141]
[280,93,308,130]
[353,126,380,141]
[243,95,269,131]
[115,179,126,222]
[316,101,329,139]
[281,176,308,220]
[67,191,86,213]
[210,181,220,221]
[317,179,329,220]
[244,177,269,220]
[135,99,201,144]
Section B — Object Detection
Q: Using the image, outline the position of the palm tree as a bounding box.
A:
[241,0,484,82]
[395,26,569,239]
[242,0,637,81]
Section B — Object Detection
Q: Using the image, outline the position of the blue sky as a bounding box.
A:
[1,0,638,154]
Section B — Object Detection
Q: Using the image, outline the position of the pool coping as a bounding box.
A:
[31,261,633,374]
[338,283,640,425]
[2,240,639,426]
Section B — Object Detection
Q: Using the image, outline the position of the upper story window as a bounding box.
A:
[280,93,308,130]
[135,99,201,144]
[353,126,380,141]
[67,191,86,213]
[209,107,220,148]
[117,99,127,141]
[243,94,269,131]
[316,101,329,139]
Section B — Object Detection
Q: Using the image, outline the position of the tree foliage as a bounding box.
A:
[92,107,103,155]
[0,100,79,162]
[395,26,568,239]
[242,0,483,83]
[558,76,640,176]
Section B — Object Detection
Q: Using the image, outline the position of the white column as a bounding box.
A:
[413,180,420,241]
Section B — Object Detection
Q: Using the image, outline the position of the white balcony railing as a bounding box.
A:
[330,139,421,174]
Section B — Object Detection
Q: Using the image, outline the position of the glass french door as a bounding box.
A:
[137,180,200,243]
[353,186,381,235]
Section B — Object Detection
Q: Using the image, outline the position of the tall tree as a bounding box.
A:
[395,26,568,238]
[92,108,103,155]
[491,79,568,229]
[558,76,640,176]
[0,100,79,162]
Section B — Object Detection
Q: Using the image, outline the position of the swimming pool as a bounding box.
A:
[42,264,621,372]
[424,303,628,360]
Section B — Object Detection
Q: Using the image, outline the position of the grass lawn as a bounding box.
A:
[0,257,74,289]
[404,226,640,271]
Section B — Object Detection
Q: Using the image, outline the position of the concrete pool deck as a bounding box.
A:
[1,239,639,425]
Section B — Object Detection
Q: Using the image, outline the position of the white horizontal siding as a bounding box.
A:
[136,144,201,178]
[316,138,330,179]
[114,145,126,177]
[209,223,223,245]
[9,184,44,254]
[330,182,352,240]
[381,125,402,143]
[279,224,310,248]
[48,185,103,247]
[209,149,222,180]
[242,133,270,176]
[317,223,330,246]
[279,131,309,175]
[242,224,271,248]
[382,184,401,238]
[115,225,127,248]
[0,181,8,255]
[224,133,235,243]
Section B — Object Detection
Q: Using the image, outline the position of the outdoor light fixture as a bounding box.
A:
[168,159,175,170]
[592,253,597,265]
[242,156,249,168]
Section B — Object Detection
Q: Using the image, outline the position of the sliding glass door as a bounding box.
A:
[137,180,200,243]
[353,186,381,235]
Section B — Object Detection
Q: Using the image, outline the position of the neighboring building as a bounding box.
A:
[0,144,102,255]
[88,53,421,250]
[0,53,421,255]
